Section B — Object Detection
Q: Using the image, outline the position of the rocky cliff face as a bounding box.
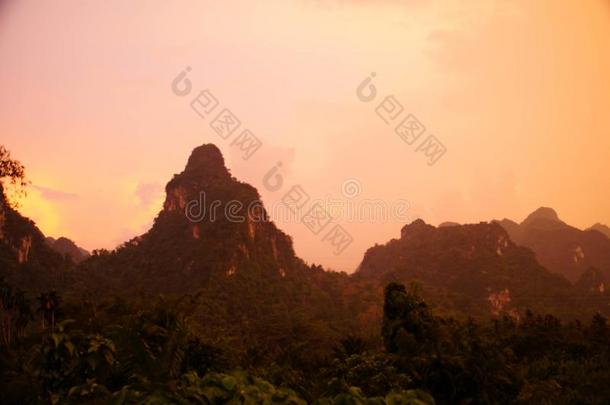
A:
[78,144,306,294]
[3,145,607,323]
[355,219,608,318]
[575,267,606,294]
[0,184,64,290]
[72,145,354,340]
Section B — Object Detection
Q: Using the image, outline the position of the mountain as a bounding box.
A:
[574,267,606,294]
[78,144,311,293]
[4,144,606,325]
[68,147,610,321]
[0,183,65,290]
[588,223,610,238]
[520,207,563,229]
[495,218,522,241]
[495,208,610,283]
[75,144,355,348]
[355,219,609,319]
[45,236,90,263]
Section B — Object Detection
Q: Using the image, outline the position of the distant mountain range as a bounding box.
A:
[1,144,608,322]
[355,218,608,319]
[45,236,89,263]
[495,208,610,285]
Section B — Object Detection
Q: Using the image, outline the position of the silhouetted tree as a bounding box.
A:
[382,282,436,354]
[0,145,28,207]
[37,292,60,331]
[0,278,31,346]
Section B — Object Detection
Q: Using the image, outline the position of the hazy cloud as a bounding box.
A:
[33,185,79,201]
[135,182,163,207]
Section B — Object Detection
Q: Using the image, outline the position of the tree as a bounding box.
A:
[0,145,28,207]
[37,292,60,332]
[0,145,26,185]
[334,335,368,358]
[589,313,609,344]
[32,320,116,402]
[382,282,436,354]
[0,278,32,346]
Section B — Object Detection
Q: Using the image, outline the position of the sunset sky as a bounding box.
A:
[1,0,609,272]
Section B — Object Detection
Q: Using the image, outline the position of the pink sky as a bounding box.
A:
[1,0,609,272]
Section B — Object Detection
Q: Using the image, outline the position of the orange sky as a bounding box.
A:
[1,0,609,272]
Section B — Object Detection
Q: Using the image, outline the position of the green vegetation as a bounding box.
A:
[1,278,609,404]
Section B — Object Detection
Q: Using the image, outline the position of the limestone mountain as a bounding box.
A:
[355,219,609,319]
[78,144,311,294]
[2,144,607,329]
[45,236,90,263]
[588,223,610,239]
[438,221,460,228]
[495,208,610,284]
[0,184,65,290]
[73,144,355,349]
[575,267,606,294]
[520,207,564,229]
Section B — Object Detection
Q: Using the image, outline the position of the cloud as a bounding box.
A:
[32,185,79,201]
[135,182,163,207]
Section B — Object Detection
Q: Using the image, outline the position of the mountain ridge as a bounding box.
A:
[3,144,608,322]
[493,208,610,284]
[45,236,90,263]
[356,218,609,319]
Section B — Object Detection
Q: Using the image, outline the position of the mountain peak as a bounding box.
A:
[588,223,610,238]
[521,207,561,226]
[400,219,434,239]
[184,144,230,178]
[45,236,90,263]
[82,143,304,294]
[438,221,460,228]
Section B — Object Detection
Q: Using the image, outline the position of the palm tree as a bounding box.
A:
[37,291,60,331]
[37,293,48,330]
[0,279,32,345]
[14,290,32,339]
[0,278,15,345]
[48,291,59,331]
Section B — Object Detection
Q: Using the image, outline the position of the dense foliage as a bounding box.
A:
[1,278,610,404]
